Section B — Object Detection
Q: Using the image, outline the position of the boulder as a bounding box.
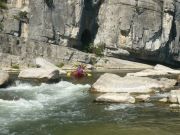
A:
[158,78,177,89]
[154,64,180,74]
[92,73,176,93]
[159,98,168,103]
[135,95,150,102]
[35,57,66,74]
[95,93,135,103]
[18,68,59,81]
[168,89,180,104]
[0,70,9,87]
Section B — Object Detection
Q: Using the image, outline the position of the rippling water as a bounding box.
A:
[0,81,180,135]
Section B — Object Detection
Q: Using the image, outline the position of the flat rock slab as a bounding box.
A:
[95,93,135,103]
[18,68,59,81]
[0,70,9,87]
[95,57,153,70]
[92,73,177,93]
[127,64,180,77]
[127,69,168,77]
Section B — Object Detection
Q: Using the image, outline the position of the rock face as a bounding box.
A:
[95,93,135,103]
[0,0,179,66]
[92,73,177,93]
[0,70,9,87]
[18,68,59,81]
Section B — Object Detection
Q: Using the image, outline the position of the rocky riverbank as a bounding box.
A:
[0,56,179,110]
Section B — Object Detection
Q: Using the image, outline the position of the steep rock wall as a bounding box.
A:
[0,0,179,66]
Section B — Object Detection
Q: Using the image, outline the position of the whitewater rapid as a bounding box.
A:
[0,81,90,134]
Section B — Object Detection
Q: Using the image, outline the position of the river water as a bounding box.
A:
[0,73,180,135]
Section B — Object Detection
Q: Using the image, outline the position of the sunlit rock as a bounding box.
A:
[92,73,176,93]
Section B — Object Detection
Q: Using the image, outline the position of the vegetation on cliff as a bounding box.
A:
[0,0,7,10]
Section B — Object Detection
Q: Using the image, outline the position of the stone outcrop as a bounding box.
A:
[18,68,59,81]
[168,89,180,104]
[92,73,177,93]
[127,64,180,77]
[0,0,179,66]
[0,70,9,87]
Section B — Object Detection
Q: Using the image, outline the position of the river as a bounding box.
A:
[0,73,180,135]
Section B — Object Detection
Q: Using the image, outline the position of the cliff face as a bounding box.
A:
[0,0,180,66]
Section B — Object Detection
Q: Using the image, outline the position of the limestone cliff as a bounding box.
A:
[0,0,179,67]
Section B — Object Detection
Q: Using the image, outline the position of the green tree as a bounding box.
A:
[0,0,7,10]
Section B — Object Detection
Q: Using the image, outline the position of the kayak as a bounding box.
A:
[67,71,92,79]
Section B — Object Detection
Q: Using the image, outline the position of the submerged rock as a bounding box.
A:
[18,68,59,81]
[95,93,135,103]
[0,70,9,87]
[36,57,66,74]
[92,73,176,93]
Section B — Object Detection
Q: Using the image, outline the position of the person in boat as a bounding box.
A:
[72,65,86,78]
[67,64,92,79]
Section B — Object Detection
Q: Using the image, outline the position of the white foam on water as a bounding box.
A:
[105,104,136,111]
[0,81,91,132]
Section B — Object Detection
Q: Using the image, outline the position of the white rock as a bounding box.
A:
[168,89,180,104]
[95,57,153,70]
[135,95,150,101]
[18,68,59,81]
[95,93,135,103]
[154,64,180,74]
[169,104,180,108]
[0,70,9,87]
[92,73,176,93]
[159,98,168,103]
[35,57,66,74]
[126,69,168,77]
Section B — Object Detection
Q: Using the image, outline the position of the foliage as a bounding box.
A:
[11,64,20,69]
[14,11,29,23]
[84,43,105,57]
[0,0,7,10]
[56,63,64,68]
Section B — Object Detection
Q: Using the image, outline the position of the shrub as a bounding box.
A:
[0,0,7,10]
[14,11,29,23]
[11,64,20,69]
[56,63,64,68]
[86,43,105,57]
